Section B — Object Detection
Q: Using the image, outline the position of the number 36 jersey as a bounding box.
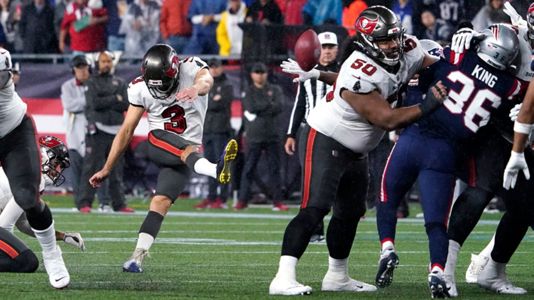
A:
[307,35,426,154]
[128,57,209,145]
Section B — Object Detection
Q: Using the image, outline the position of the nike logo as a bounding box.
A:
[55,276,67,282]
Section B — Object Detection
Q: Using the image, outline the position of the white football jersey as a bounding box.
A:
[128,57,209,145]
[307,35,426,154]
[0,81,26,138]
[516,25,534,81]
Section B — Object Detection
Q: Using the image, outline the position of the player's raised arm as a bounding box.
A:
[176,65,213,101]
[503,80,534,189]
[89,104,144,187]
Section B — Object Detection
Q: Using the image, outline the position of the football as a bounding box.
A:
[294,29,321,71]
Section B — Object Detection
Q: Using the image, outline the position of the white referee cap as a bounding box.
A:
[318,32,338,46]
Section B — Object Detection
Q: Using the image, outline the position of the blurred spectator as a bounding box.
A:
[103,0,126,51]
[392,0,413,34]
[19,0,57,53]
[420,8,453,43]
[76,51,132,213]
[472,0,510,32]
[216,0,246,56]
[302,0,342,26]
[60,55,90,206]
[160,0,191,54]
[245,0,282,24]
[59,0,108,54]
[184,0,226,54]
[0,0,16,50]
[342,0,367,36]
[54,0,72,44]
[120,0,160,56]
[195,58,234,209]
[6,0,21,52]
[464,0,486,20]
[434,0,466,29]
[235,62,288,211]
[275,0,306,25]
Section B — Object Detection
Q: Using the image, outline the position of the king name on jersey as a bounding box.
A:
[470,64,497,88]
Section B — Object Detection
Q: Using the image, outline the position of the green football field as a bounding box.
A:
[2,195,532,299]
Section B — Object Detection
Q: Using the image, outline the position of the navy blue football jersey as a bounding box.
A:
[418,47,522,141]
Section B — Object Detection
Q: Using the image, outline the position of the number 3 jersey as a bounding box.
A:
[128,57,209,145]
[417,47,522,142]
[307,35,426,154]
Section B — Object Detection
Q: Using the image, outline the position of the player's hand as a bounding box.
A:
[450,28,485,54]
[176,86,198,102]
[504,2,528,27]
[420,81,447,116]
[89,168,110,188]
[431,81,448,102]
[280,58,319,83]
[285,137,297,155]
[509,103,522,122]
[63,232,86,251]
[503,151,530,190]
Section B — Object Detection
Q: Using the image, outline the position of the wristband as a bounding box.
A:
[513,121,533,135]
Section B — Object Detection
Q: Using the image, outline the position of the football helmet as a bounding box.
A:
[354,5,405,66]
[142,44,180,100]
[527,3,534,40]
[39,136,70,186]
[477,24,519,71]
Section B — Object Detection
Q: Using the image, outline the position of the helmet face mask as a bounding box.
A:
[142,44,180,100]
[39,136,70,187]
[355,6,405,66]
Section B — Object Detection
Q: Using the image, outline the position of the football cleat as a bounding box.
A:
[216,139,238,184]
[428,271,451,298]
[465,253,489,283]
[123,248,149,273]
[43,245,70,289]
[269,276,312,295]
[194,199,211,209]
[375,249,399,288]
[233,201,248,211]
[443,273,458,297]
[309,234,325,243]
[477,258,527,294]
[272,202,289,211]
[63,232,86,251]
[322,272,377,292]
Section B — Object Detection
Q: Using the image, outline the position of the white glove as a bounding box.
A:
[63,232,86,251]
[450,28,485,54]
[503,2,528,27]
[503,151,530,190]
[509,103,522,122]
[280,58,320,83]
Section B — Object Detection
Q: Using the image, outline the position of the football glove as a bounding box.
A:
[450,28,485,54]
[503,151,530,190]
[509,103,522,122]
[503,2,528,28]
[280,58,320,83]
[63,232,86,251]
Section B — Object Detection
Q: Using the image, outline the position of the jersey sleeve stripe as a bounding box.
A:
[129,102,144,108]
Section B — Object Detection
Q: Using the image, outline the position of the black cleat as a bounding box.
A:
[428,272,450,298]
[375,251,399,288]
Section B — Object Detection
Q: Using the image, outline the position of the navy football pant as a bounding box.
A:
[378,127,455,269]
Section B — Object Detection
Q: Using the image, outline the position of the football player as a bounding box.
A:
[376,24,521,298]
[270,6,443,295]
[0,136,85,272]
[442,3,534,296]
[89,44,238,273]
[0,48,70,288]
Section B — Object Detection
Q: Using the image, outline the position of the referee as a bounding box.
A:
[284,32,339,242]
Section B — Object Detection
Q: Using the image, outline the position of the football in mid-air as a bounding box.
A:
[294,29,320,71]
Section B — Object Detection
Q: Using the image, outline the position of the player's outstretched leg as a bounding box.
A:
[215,139,238,184]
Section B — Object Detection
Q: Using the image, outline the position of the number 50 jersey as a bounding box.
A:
[128,57,209,145]
[307,35,426,154]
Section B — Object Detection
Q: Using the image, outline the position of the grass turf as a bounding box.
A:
[2,195,532,299]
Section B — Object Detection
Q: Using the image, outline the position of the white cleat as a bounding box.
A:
[43,245,70,289]
[269,276,312,295]
[321,272,377,292]
[477,258,527,295]
[443,273,458,297]
[465,253,489,284]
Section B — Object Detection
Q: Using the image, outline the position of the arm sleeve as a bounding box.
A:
[286,83,307,137]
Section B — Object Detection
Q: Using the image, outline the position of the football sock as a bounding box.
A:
[478,234,495,258]
[136,233,155,251]
[276,255,298,280]
[190,157,216,179]
[327,256,348,276]
[26,202,53,230]
[138,210,164,249]
[444,240,460,275]
[0,198,24,232]
[32,221,57,253]
[381,240,395,252]
[431,264,444,274]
